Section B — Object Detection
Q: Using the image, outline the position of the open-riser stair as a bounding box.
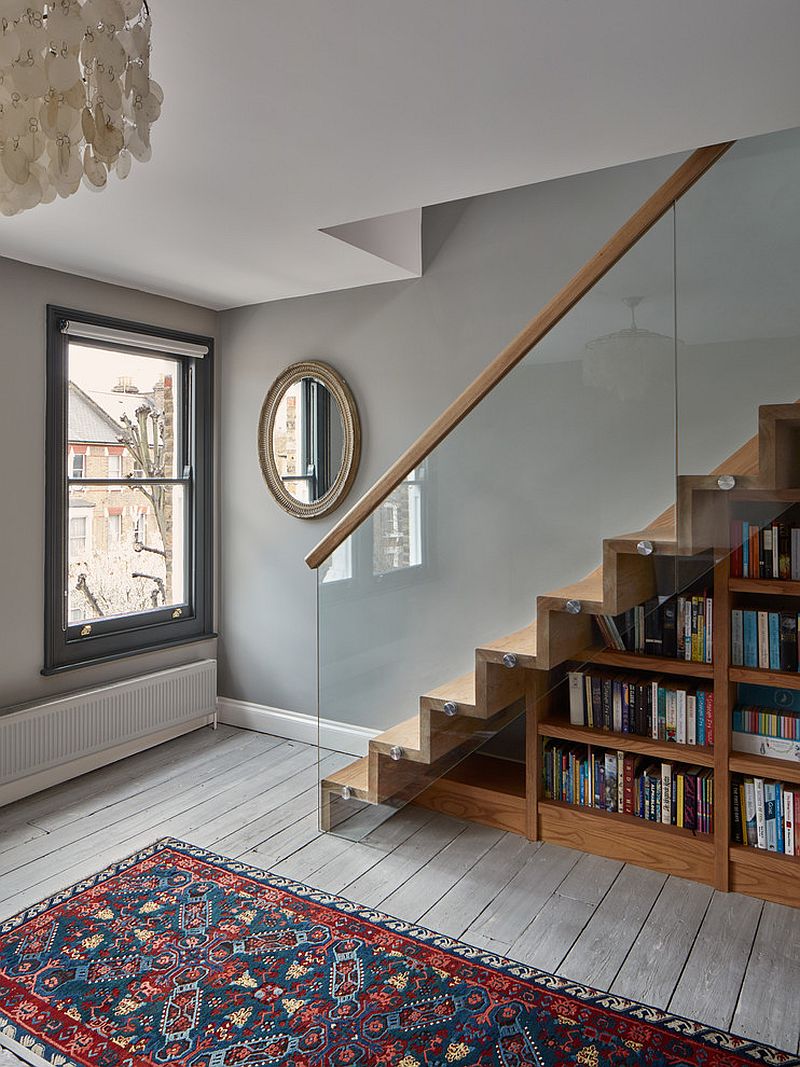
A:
[321,404,800,907]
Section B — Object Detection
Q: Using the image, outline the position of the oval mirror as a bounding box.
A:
[258,361,361,519]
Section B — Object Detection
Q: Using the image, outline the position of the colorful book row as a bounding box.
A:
[731,609,800,672]
[542,742,714,833]
[732,705,800,743]
[730,519,800,581]
[567,669,714,747]
[598,593,712,664]
[731,775,799,855]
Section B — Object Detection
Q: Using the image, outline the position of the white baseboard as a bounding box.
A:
[216,698,377,757]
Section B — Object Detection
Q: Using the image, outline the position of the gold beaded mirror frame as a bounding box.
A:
[258,361,361,519]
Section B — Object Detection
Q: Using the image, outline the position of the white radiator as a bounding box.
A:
[0,660,217,808]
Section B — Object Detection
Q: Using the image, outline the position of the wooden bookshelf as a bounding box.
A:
[575,647,714,679]
[729,666,800,690]
[529,550,800,907]
[538,718,715,766]
[729,577,800,595]
[729,752,800,785]
[538,800,715,884]
[729,845,800,908]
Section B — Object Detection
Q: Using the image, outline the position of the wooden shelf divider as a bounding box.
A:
[729,577,800,595]
[574,647,714,678]
[729,752,800,785]
[729,666,800,690]
[538,718,715,766]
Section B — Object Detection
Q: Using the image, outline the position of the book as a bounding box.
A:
[743,610,758,669]
[769,612,781,671]
[731,609,744,667]
[568,671,585,726]
[743,778,758,846]
[764,782,778,851]
[753,777,767,849]
[731,779,744,844]
[757,611,769,670]
[780,612,798,672]
[661,762,673,825]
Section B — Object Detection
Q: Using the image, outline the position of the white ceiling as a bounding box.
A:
[1,0,799,311]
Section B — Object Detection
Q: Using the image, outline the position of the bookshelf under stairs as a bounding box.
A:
[321,402,800,910]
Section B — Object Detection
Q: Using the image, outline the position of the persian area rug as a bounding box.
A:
[0,840,796,1067]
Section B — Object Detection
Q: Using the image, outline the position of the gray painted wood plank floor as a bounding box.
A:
[1,724,798,1056]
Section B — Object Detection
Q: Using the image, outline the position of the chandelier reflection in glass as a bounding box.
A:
[0,0,161,216]
[583,297,677,402]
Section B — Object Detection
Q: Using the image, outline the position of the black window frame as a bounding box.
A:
[44,306,215,674]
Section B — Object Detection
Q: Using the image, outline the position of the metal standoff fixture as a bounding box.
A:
[636,539,654,556]
[717,474,736,490]
[341,786,352,801]
[565,599,582,615]
[442,702,458,717]
[389,746,404,761]
[503,653,518,669]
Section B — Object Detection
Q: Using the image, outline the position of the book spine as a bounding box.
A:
[744,778,758,846]
[743,610,758,669]
[764,781,777,851]
[785,788,795,856]
[731,609,744,667]
[568,671,585,726]
[769,612,781,671]
[687,694,697,746]
[676,688,687,745]
[705,596,713,664]
[661,762,672,825]
[754,777,767,849]
[731,779,744,844]
[757,610,770,670]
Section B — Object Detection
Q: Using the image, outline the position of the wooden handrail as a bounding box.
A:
[306,141,734,570]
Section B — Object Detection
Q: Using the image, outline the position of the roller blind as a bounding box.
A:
[61,320,209,358]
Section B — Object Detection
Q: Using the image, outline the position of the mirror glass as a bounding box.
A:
[258,360,361,519]
[271,377,346,504]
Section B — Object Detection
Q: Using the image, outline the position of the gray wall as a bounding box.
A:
[0,256,217,711]
[218,150,692,718]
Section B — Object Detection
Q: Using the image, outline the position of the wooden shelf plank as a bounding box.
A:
[538,800,715,885]
[729,578,800,595]
[538,719,715,767]
[729,752,800,784]
[730,667,800,690]
[575,648,714,679]
[729,844,800,907]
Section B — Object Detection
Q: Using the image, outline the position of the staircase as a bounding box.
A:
[321,403,800,832]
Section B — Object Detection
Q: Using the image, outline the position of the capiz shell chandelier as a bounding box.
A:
[0,0,161,216]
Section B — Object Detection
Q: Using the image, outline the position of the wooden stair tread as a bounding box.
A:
[478,622,538,660]
[540,570,604,608]
[322,757,369,799]
[372,715,421,752]
[423,670,476,706]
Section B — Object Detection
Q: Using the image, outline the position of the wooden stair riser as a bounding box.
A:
[534,607,593,670]
[474,658,528,717]
[372,701,525,803]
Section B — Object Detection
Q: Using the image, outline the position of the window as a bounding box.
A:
[107,452,122,480]
[108,512,122,545]
[45,307,214,673]
[373,465,425,576]
[320,465,427,589]
[69,515,88,556]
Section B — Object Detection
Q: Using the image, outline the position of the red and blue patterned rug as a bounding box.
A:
[0,839,796,1067]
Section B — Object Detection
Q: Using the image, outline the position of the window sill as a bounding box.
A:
[41,632,218,676]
